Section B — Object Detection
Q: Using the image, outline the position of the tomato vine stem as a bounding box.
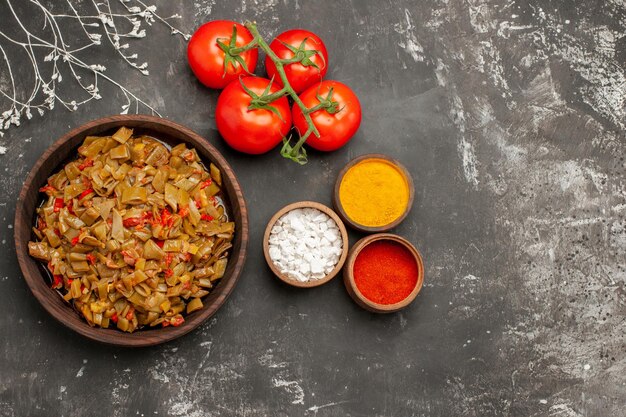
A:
[229,39,258,55]
[243,21,323,164]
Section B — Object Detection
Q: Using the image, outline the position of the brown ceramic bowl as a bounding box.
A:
[14,115,248,347]
[343,233,424,313]
[333,154,414,233]
[263,201,349,288]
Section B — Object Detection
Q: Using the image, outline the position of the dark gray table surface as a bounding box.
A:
[1,1,624,416]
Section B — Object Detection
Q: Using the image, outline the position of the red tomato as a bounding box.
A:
[216,76,292,154]
[187,20,258,89]
[292,81,361,152]
[265,29,329,94]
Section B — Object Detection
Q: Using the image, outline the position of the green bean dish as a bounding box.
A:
[28,127,234,332]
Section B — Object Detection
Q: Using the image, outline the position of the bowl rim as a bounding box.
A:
[14,114,248,347]
[333,153,414,233]
[343,233,424,313]
[262,201,349,288]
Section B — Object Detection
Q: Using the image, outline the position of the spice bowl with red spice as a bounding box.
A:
[343,233,424,313]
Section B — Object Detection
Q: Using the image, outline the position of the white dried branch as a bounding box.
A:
[0,0,189,137]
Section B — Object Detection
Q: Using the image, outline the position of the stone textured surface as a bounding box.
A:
[0,0,624,416]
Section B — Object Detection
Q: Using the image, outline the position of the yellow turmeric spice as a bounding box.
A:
[338,158,410,227]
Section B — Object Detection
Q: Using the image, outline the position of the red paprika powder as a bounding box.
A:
[353,240,418,305]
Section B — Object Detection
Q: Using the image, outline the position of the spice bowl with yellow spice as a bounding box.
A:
[333,154,414,233]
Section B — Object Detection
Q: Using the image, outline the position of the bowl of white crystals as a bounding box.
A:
[263,201,349,288]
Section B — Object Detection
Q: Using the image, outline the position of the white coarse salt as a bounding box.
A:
[268,207,343,282]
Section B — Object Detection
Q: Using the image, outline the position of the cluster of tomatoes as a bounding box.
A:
[187,20,362,158]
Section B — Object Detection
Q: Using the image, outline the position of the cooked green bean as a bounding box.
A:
[28,127,233,332]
